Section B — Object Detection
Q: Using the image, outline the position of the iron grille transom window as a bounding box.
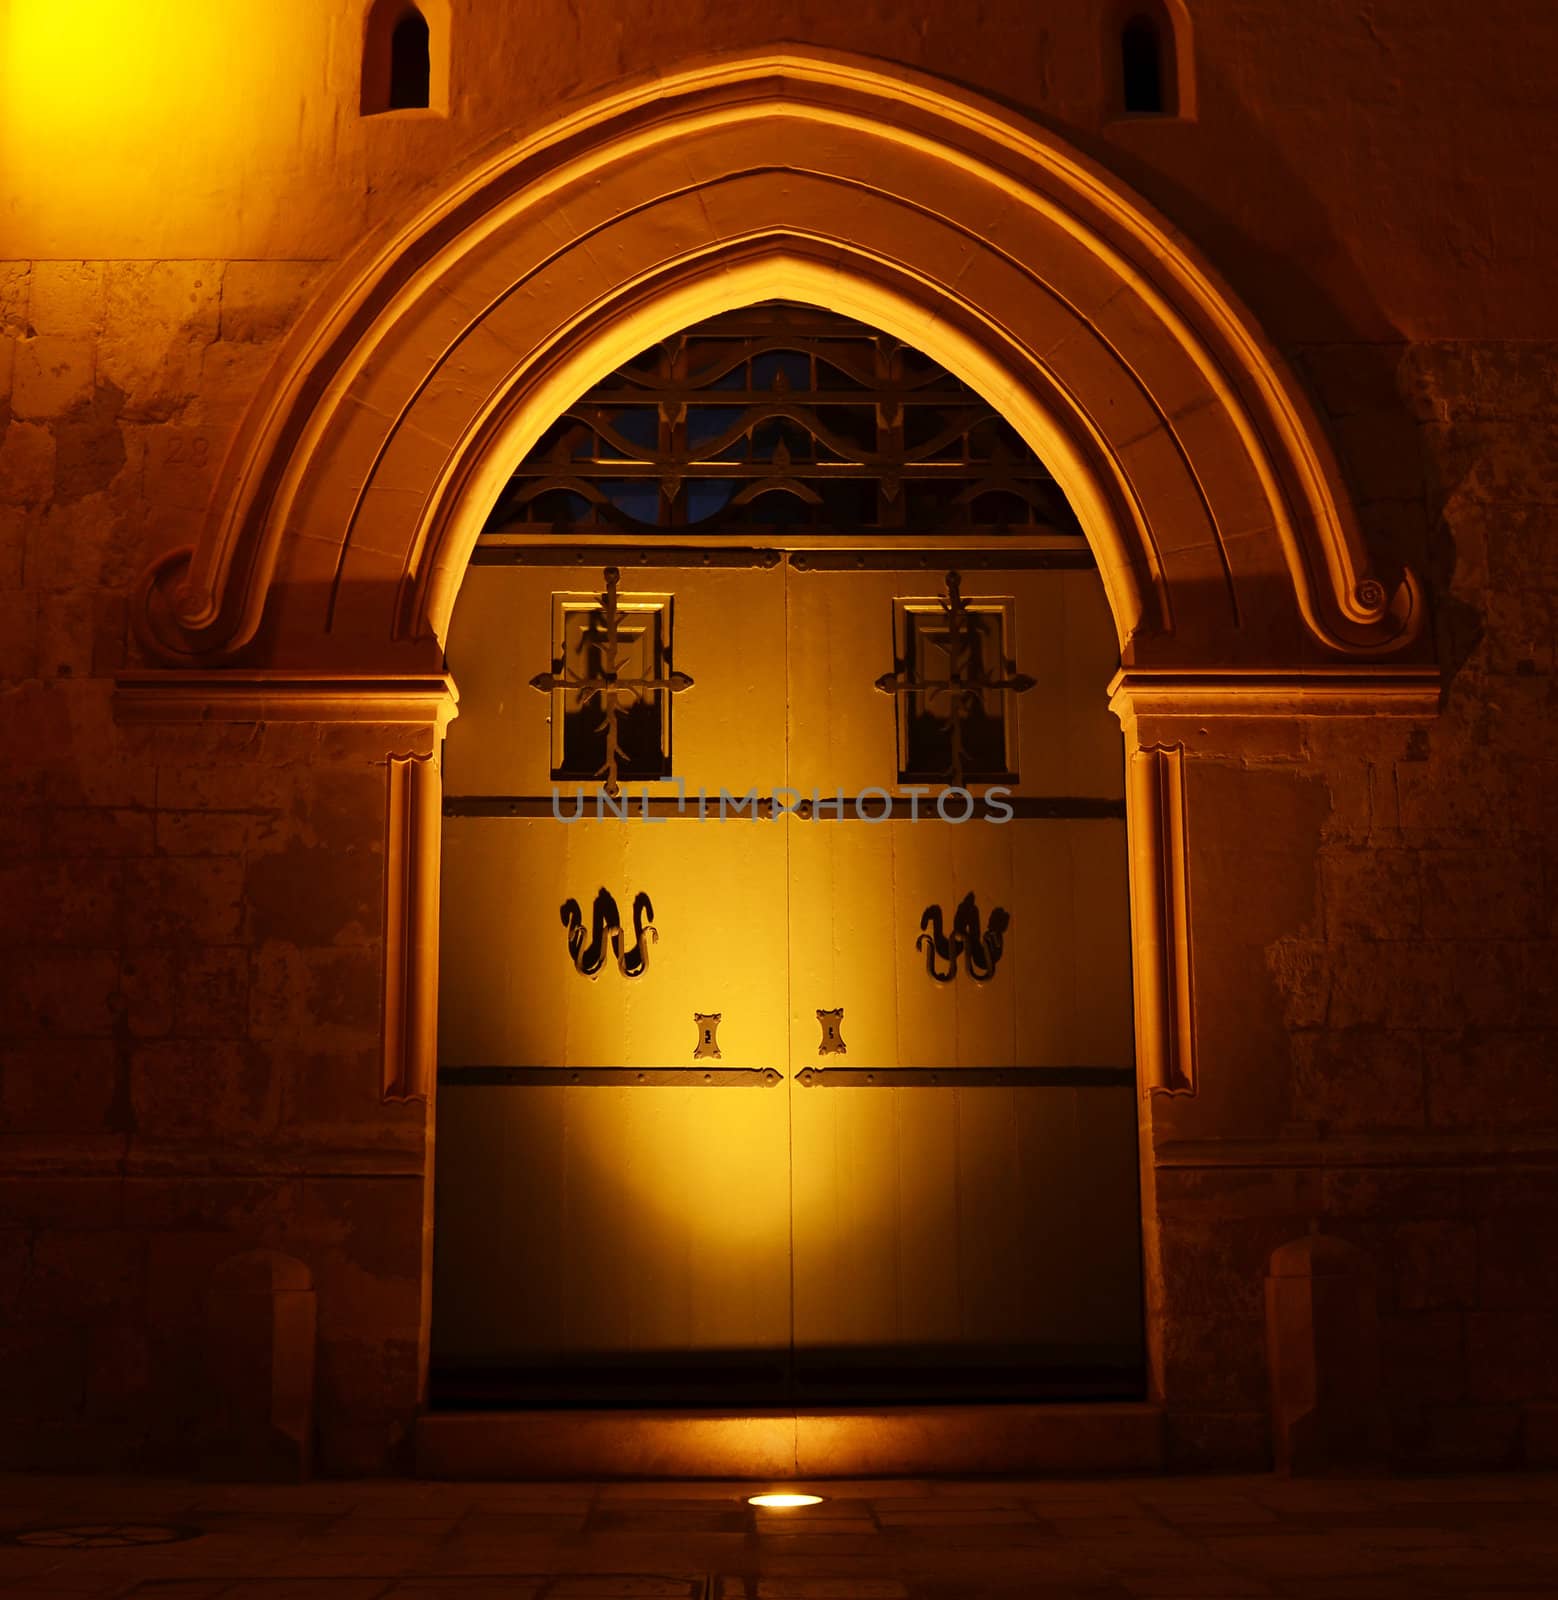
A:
[480,303,1083,539]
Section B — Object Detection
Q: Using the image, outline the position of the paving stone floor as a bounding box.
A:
[0,1472,1555,1599]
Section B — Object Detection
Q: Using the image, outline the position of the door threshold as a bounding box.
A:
[414,1401,1165,1479]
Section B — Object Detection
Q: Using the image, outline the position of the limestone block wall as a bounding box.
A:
[2,0,1556,1472]
[0,590,430,1467]
[1136,338,1558,1469]
[0,255,427,1467]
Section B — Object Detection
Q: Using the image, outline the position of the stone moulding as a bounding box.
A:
[383,753,441,1103]
[111,673,457,1110]
[1108,665,1443,721]
[1107,667,1437,1100]
[126,45,1431,679]
[112,671,459,729]
[1126,743,1196,1096]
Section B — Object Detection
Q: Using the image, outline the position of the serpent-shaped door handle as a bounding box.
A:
[917,892,1009,983]
[559,886,658,979]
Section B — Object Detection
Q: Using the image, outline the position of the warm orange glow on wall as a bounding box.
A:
[1,1,331,257]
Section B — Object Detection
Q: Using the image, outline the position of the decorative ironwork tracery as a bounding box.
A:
[529,566,692,795]
[481,303,1083,539]
[876,570,1036,785]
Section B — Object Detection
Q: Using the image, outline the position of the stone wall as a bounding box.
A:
[1137,338,1558,1468]
[0,256,429,1470]
[2,0,1556,1472]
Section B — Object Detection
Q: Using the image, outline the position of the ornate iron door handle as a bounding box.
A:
[917,892,1009,982]
[559,886,658,979]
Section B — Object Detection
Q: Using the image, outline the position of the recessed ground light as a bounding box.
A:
[747,1492,825,1508]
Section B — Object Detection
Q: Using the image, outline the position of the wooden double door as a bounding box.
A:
[432,552,1144,1408]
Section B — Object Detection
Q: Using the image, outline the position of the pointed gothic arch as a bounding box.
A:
[133,47,1428,689]
[112,52,1446,1452]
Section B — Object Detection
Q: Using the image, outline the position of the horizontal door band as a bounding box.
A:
[790,550,1096,571]
[472,544,782,569]
[468,544,1095,572]
[438,1065,784,1087]
[795,1066,1137,1088]
[437,1065,1135,1089]
[443,795,1127,820]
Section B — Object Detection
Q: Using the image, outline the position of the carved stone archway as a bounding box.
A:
[133,47,1426,676]
[117,47,1439,1464]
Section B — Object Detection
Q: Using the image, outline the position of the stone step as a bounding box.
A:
[416,1402,1166,1479]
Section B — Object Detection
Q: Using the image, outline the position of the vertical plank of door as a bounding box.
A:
[1072,1083,1147,1359]
[939,780,1016,1349]
[789,821,901,1354]
[439,818,568,1068]
[440,564,555,798]
[788,815,835,1354]
[1056,569,1129,800]
[1009,569,1124,801]
[948,1080,1021,1351]
[429,1083,511,1360]
[786,570,901,797]
[436,813,572,1368]
[435,815,564,1366]
[1010,1083,1086,1353]
[1011,822,1080,1068]
[888,821,961,1348]
[431,1082,569,1367]
[891,819,955,1066]
[939,566,1025,1360]
[1070,818,1136,1066]
[786,570,845,1357]
[841,820,905,1353]
[1007,563,1134,1368]
[560,1081,636,1354]
[647,824,790,1357]
[494,1082,568,1358]
[674,567,789,801]
[554,819,647,1360]
[948,790,1018,1071]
